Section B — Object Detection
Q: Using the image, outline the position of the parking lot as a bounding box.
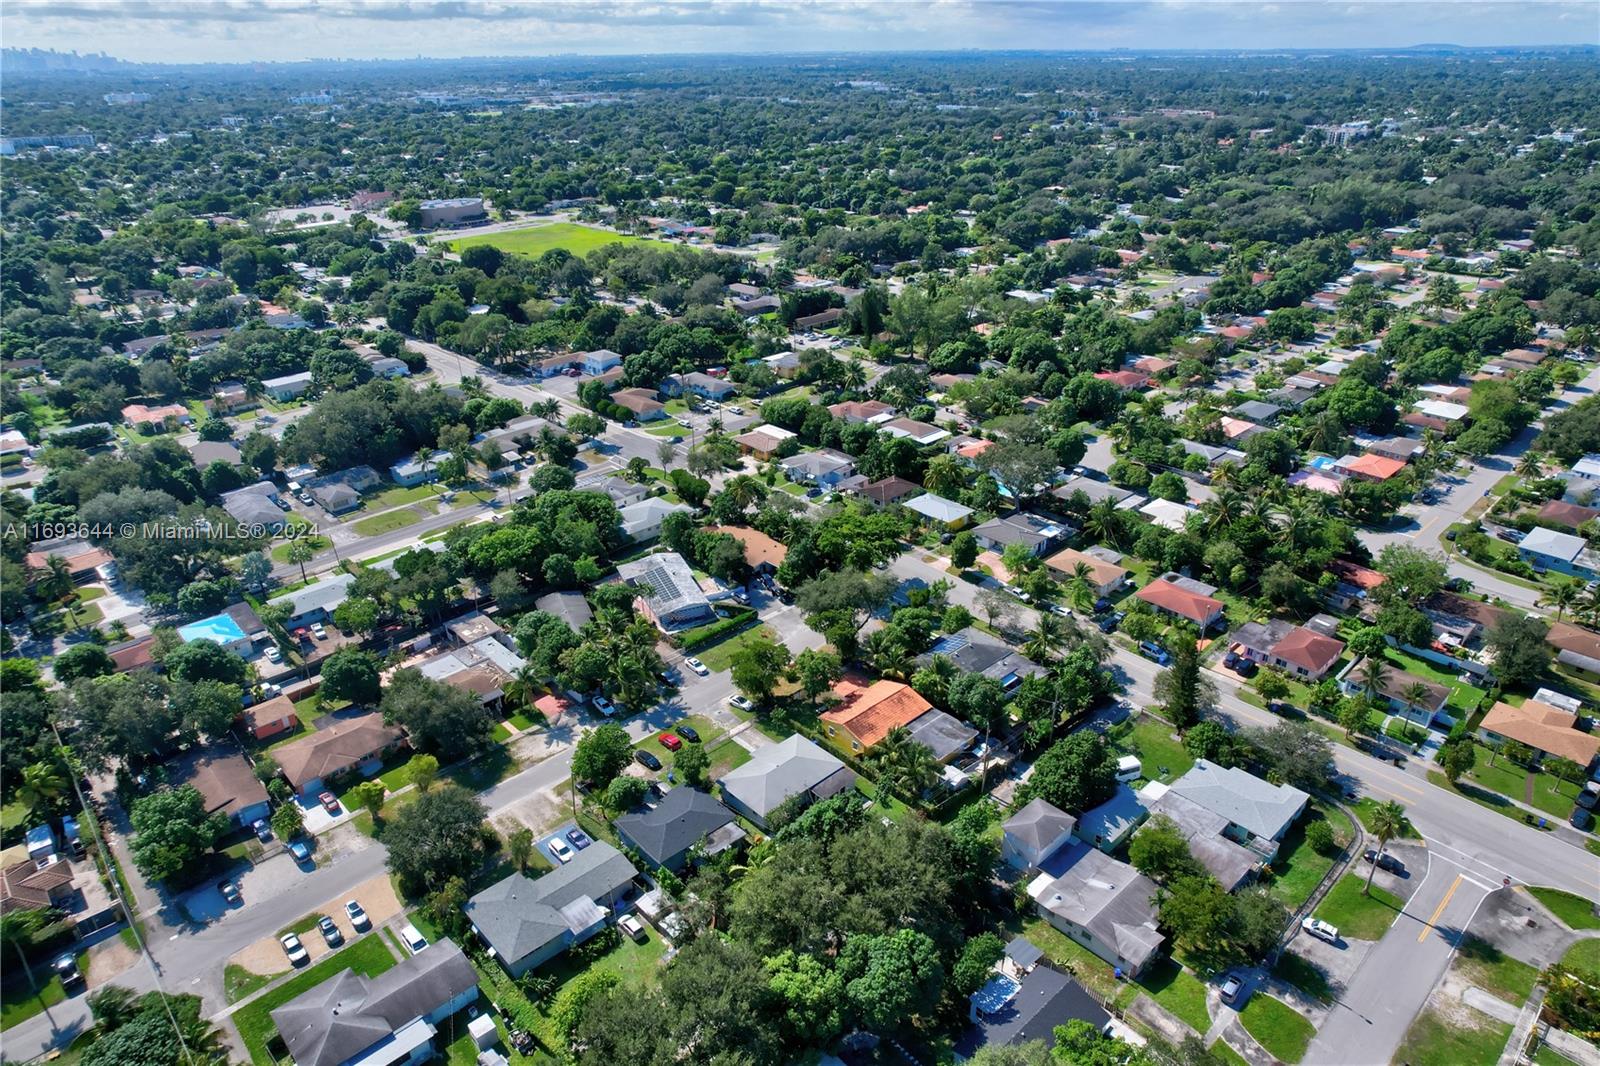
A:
[537,821,599,866]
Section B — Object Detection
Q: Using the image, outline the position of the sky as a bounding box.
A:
[3,1,1595,64]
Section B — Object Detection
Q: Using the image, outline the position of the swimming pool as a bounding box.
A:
[178,612,247,645]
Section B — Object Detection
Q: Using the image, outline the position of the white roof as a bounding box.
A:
[1414,399,1469,421]
[1520,526,1586,563]
[1139,498,1197,532]
[904,494,974,523]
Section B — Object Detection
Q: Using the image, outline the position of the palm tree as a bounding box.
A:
[1204,488,1245,534]
[285,539,316,584]
[1066,562,1097,613]
[504,664,543,712]
[1024,613,1064,662]
[1578,583,1600,627]
[1364,800,1408,896]
[871,727,941,801]
[35,555,72,605]
[17,762,66,818]
[911,654,958,706]
[1359,657,1391,702]
[843,359,867,392]
[507,827,534,873]
[1397,681,1433,729]
[1084,499,1123,548]
[1540,580,1581,623]
[1517,451,1545,480]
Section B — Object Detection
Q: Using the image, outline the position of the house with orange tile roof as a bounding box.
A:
[1231,620,1346,680]
[708,525,788,573]
[822,678,934,753]
[121,402,192,429]
[1342,453,1407,481]
[1094,370,1151,391]
[1135,574,1225,631]
[1478,699,1599,770]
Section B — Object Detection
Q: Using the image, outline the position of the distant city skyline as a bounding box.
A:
[4,1,1595,66]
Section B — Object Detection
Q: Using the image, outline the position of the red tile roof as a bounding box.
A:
[822,679,933,748]
[1135,580,1223,625]
[1330,559,1385,591]
[1271,628,1345,675]
[708,525,788,569]
[1345,453,1407,481]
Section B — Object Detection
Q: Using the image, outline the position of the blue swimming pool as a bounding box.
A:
[178,613,247,644]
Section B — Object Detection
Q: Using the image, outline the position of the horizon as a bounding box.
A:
[3,0,1595,66]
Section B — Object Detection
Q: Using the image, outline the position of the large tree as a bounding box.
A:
[128,785,228,883]
[383,785,488,894]
[572,723,633,790]
[1025,731,1118,814]
[379,668,496,761]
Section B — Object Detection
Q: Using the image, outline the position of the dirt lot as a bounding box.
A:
[229,873,403,976]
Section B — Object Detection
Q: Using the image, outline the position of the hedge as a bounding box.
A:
[676,605,758,651]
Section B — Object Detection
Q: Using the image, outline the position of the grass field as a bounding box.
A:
[353,509,422,536]
[1563,938,1600,969]
[448,222,657,259]
[224,963,275,1004]
[1107,714,1194,784]
[696,623,781,674]
[1134,959,1211,1033]
[1312,874,1405,941]
[1393,1006,1511,1066]
[1267,805,1348,909]
[1534,1044,1581,1066]
[1454,935,1539,1005]
[235,935,396,1065]
[1529,887,1600,930]
[1238,994,1314,1063]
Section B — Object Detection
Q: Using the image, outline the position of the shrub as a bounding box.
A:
[1305,820,1338,856]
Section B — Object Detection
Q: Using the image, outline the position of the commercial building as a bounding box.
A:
[417,197,486,228]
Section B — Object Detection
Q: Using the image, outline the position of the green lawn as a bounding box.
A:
[1381,649,1488,717]
[1267,806,1347,909]
[1208,1040,1252,1066]
[0,955,81,1031]
[1018,916,1126,1002]
[1529,887,1600,930]
[353,509,422,536]
[448,222,658,258]
[234,935,397,1065]
[277,912,328,938]
[272,535,330,563]
[1534,1044,1581,1066]
[704,737,753,779]
[363,482,444,511]
[633,715,724,763]
[1312,874,1405,941]
[1562,938,1600,969]
[1393,1006,1511,1066]
[1350,797,1420,838]
[1106,715,1193,783]
[1271,952,1333,1004]
[1454,935,1540,1005]
[224,963,274,1004]
[532,924,668,992]
[1134,959,1211,1033]
[1238,994,1315,1064]
[696,624,782,674]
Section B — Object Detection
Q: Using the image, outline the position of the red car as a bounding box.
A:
[319,791,340,815]
[658,732,683,752]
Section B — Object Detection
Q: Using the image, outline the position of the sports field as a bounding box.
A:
[447,222,657,258]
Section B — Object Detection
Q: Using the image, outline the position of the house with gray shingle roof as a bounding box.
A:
[613,788,745,871]
[1167,759,1308,845]
[717,734,856,829]
[465,842,638,977]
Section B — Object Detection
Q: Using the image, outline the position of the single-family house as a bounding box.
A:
[1,854,119,935]
[920,628,1048,693]
[1026,836,1164,976]
[272,712,406,798]
[822,678,934,754]
[612,388,666,421]
[613,789,746,872]
[904,493,974,530]
[1002,799,1078,872]
[466,842,638,977]
[881,418,950,446]
[763,351,803,379]
[533,591,592,632]
[1538,500,1600,530]
[779,449,856,486]
[1233,400,1283,424]
[121,403,192,431]
[828,400,896,424]
[270,941,478,1066]
[707,525,787,573]
[1230,619,1346,680]
[1094,370,1151,391]
[189,440,242,470]
[856,476,920,507]
[1165,759,1308,856]
[1367,436,1425,463]
[267,572,355,628]
[1339,657,1451,726]
[1414,399,1470,423]
[732,425,796,461]
[390,451,448,487]
[1138,498,1198,532]
[581,349,623,376]
[1043,547,1130,599]
[1327,559,1385,611]
[972,512,1071,556]
[1342,453,1408,482]
[733,294,782,315]
[211,381,257,414]
[1050,476,1145,512]
[1136,573,1225,630]
[221,481,287,531]
[662,372,736,400]
[1219,417,1264,443]
[24,541,112,583]
[260,371,313,402]
[1519,527,1600,579]
[615,553,716,630]
[177,602,266,657]
[1074,784,1148,853]
[576,473,649,507]
[618,498,695,542]
[305,466,379,514]
[718,734,857,829]
[241,694,297,741]
[180,748,271,828]
[1136,782,1265,891]
[1180,440,1247,469]
[1478,700,1599,771]
[795,307,844,330]
[954,947,1108,1062]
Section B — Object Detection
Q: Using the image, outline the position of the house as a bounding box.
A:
[1478,700,1599,771]
[662,372,737,400]
[921,628,1048,693]
[24,541,112,583]
[904,706,980,764]
[779,448,856,486]
[1138,498,1197,532]
[1165,759,1308,854]
[615,553,716,630]
[241,694,297,741]
[954,947,1107,1061]
[1342,453,1408,482]
[1414,399,1470,423]
[1219,417,1264,443]
[1233,400,1283,424]
[1050,476,1145,511]
[270,941,478,1066]
[822,678,934,753]
[1074,784,1147,853]
[1094,370,1151,391]
[1230,619,1346,680]
[1519,527,1600,579]
[1181,440,1247,469]
[763,350,803,379]
[1043,547,1130,599]
[389,451,447,487]
[305,465,379,514]
[718,734,857,829]
[0,428,31,457]
[1327,559,1385,611]
[536,353,578,378]
[189,440,242,470]
[179,748,271,828]
[267,572,355,628]
[707,525,788,573]
[612,388,666,421]
[272,712,406,798]
[1026,839,1164,976]
[575,473,649,507]
[211,381,257,414]
[972,512,1071,556]
[1136,783,1265,891]
[121,402,192,430]
[1002,798,1078,872]
[828,399,896,424]
[581,348,622,376]
[465,842,638,977]
[881,418,950,446]
[533,591,592,631]
[732,295,782,315]
[732,425,796,461]
[221,482,287,531]
[856,476,920,507]
[1367,436,1425,463]
[108,635,157,674]
[0,854,119,935]
[1339,657,1451,726]
[795,307,844,330]
[613,788,745,872]
[177,602,266,657]
[260,371,313,401]
[904,493,974,530]
[1136,573,1225,630]
[1538,500,1600,530]
[618,498,695,542]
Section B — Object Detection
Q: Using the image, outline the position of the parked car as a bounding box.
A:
[592,695,616,716]
[288,839,312,863]
[732,588,750,605]
[280,934,309,965]
[659,732,683,752]
[676,418,693,429]
[1220,973,1246,1006]
[1571,806,1595,831]
[675,724,700,743]
[1578,782,1600,810]
[345,900,369,929]
[684,657,708,676]
[1138,641,1170,666]
[398,924,428,954]
[1001,583,1032,603]
[317,915,343,947]
[218,879,241,905]
[618,914,647,943]
[252,818,272,843]
[566,828,593,850]
[727,694,753,712]
[1049,603,1073,617]
[635,750,663,772]
[1097,611,1124,634]
[53,954,82,988]
[548,837,574,864]
[263,645,282,663]
[1301,917,1339,944]
[1363,849,1405,874]
[1235,658,1258,678]
[319,791,340,815]
[310,622,328,640]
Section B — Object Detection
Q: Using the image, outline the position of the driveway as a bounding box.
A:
[227,873,403,976]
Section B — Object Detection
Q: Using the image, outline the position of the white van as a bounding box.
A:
[398,924,428,955]
[1115,755,1142,783]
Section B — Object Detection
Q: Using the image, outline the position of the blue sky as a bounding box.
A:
[6,1,1595,64]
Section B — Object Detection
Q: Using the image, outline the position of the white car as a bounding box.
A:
[1301,917,1340,944]
[344,900,369,930]
[684,657,709,676]
[592,695,616,717]
[399,924,428,955]
[548,838,574,864]
[677,418,693,429]
[727,694,753,711]
[618,914,647,942]
[280,934,308,965]
[310,622,328,640]
[263,645,282,663]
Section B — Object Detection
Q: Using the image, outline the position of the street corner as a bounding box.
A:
[1361,841,1428,906]
[1476,884,1588,968]
[1280,931,1376,1014]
